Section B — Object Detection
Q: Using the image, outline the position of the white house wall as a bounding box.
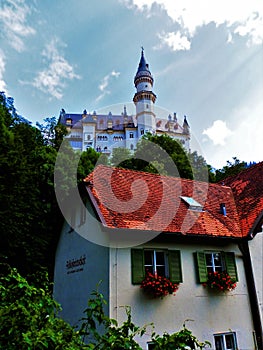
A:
[109,242,255,350]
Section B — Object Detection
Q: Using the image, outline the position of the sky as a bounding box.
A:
[0,0,262,169]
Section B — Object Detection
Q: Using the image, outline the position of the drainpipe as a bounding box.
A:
[238,239,263,350]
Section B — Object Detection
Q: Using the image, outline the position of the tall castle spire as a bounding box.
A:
[133,48,156,135]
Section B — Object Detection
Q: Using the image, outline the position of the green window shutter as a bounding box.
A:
[196,251,208,283]
[168,250,183,283]
[224,252,238,282]
[131,249,145,285]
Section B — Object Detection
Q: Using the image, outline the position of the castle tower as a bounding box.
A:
[133,48,156,136]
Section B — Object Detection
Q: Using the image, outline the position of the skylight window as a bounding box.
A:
[180,196,203,211]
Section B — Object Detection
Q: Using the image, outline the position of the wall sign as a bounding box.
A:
[66,254,86,274]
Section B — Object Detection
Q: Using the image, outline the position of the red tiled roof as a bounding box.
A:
[84,165,243,238]
[221,161,263,236]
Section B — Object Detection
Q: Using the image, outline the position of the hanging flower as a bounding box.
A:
[140,271,179,298]
[203,271,237,292]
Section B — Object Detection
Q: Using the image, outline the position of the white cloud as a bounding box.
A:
[0,51,8,93]
[201,88,263,168]
[121,0,263,50]
[156,31,191,51]
[0,0,36,52]
[29,38,81,100]
[202,120,233,146]
[96,70,120,103]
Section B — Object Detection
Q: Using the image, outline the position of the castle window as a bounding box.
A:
[140,128,144,135]
[129,132,134,139]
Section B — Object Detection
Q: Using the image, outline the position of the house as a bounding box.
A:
[53,164,263,350]
[58,49,190,153]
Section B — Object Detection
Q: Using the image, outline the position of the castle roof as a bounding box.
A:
[134,49,153,84]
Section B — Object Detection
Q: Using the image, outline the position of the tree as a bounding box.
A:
[110,147,134,168]
[0,95,63,276]
[0,94,102,277]
[0,264,84,350]
[111,133,211,181]
[215,157,248,182]
[37,117,68,150]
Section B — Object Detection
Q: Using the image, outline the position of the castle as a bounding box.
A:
[58,49,190,154]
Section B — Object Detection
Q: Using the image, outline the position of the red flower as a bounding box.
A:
[140,271,179,298]
[203,271,237,292]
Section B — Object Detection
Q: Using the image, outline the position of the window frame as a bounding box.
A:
[214,332,238,350]
[195,251,238,283]
[144,249,168,277]
[205,252,224,273]
[131,248,182,285]
[147,342,155,350]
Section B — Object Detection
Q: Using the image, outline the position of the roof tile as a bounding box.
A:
[84,165,243,238]
[221,162,263,236]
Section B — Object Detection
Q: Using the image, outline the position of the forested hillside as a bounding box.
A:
[0,93,99,278]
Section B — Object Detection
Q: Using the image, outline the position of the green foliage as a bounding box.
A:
[37,117,68,150]
[110,147,134,168]
[78,148,100,180]
[0,93,99,277]
[151,322,211,349]
[0,264,84,350]
[0,103,60,275]
[0,266,210,350]
[110,134,211,181]
[79,286,149,349]
[214,157,248,182]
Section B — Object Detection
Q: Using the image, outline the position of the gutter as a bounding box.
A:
[238,239,263,350]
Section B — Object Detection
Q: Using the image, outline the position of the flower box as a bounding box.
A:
[203,271,237,292]
[140,271,179,298]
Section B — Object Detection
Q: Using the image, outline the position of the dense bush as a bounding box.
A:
[0,264,210,349]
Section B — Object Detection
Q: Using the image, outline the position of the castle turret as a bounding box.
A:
[133,48,156,136]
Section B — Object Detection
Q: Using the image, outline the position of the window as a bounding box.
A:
[129,132,134,138]
[195,251,238,283]
[144,250,167,276]
[84,133,92,141]
[131,249,182,284]
[147,343,155,350]
[205,252,223,273]
[180,196,203,211]
[214,332,237,350]
[70,141,82,149]
[140,128,144,135]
